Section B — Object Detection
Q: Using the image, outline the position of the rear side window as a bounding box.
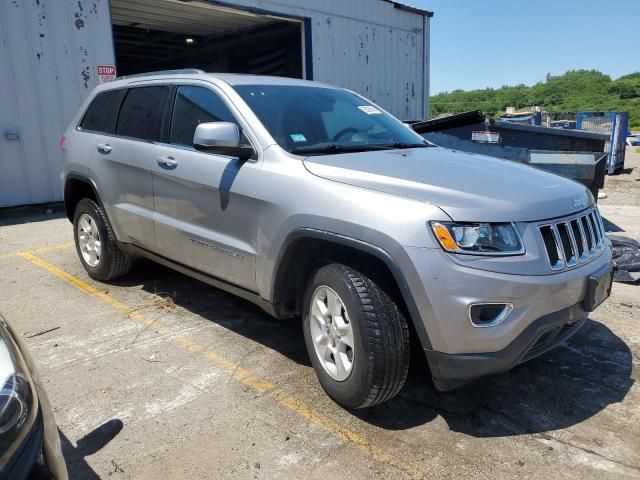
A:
[79,89,126,134]
[170,86,239,147]
[116,86,168,141]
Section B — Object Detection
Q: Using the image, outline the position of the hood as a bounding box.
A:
[302,147,593,222]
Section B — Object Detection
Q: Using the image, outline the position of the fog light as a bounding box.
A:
[469,303,513,327]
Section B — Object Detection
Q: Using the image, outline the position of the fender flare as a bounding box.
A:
[271,228,433,350]
[63,173,102,220]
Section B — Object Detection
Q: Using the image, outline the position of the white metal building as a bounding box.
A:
[0,0,432,208]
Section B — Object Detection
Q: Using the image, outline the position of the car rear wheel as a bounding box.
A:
[73,198,131,281]
[302,263,410,409]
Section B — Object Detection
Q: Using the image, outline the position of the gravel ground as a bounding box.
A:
[599,147,640,207]
[0,151,638,479]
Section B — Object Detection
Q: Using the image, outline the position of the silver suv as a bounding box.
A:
[61,70,614,408]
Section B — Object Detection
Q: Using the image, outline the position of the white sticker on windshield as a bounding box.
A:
[290,133,307,142]
[358,105,382,115]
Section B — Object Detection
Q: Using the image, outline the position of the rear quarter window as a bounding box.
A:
[79,89,126,134]
[115,86,169,141]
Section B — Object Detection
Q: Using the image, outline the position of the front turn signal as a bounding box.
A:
[431,223,458,251]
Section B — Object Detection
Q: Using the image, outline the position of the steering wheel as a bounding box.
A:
[331,127,358,142]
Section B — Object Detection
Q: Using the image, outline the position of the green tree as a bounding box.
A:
[430,70,640,129]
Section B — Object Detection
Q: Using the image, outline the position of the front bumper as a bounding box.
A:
[2,409,46,480]
[0,318,68,480]
[396,242,613,389]
[426,303,587,390]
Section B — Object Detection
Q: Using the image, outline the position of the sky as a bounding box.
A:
[413,0,637,94]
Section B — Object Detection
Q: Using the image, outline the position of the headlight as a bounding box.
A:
[0,320,36,459]
[430,222,525,255]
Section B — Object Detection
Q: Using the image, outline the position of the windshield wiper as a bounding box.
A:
[290,144,393,155]
[386,142,430,149]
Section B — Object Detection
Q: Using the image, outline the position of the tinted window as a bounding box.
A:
[170,86,239,147]
[115,86,168,141]
[79,89,126,134]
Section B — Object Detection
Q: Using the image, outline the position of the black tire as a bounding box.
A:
[73,198,131,281]
[302,263,410,409]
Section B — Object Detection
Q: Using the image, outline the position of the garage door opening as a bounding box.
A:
[110,0,305,79]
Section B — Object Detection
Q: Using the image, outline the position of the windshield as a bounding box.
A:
[233,85,429,155]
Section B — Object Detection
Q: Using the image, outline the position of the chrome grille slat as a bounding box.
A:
[560,221,578,267]
[577,216,590,257]
[556,222,578,267]
[582,214,596,253]
[589,212,601,245]
[538,207,606,271]
[571,219,588,261]
[595,209,606,243]
[587,213,598,252]
[540,225,564,270]
[550,224,565,269]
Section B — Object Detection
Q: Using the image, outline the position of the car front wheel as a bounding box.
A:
[302,263,410,409]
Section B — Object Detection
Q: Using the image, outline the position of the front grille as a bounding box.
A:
[539,207,606,271]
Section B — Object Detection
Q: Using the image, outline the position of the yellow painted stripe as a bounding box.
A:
[0,242,74,261]
[19,252,427,479]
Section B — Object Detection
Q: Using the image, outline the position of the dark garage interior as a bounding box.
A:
[110,0,304,78]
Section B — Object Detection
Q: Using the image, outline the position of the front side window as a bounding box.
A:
[170,86,239,147]
[233,85,428,155]
[115,86,168,141]
[79,89,126,134]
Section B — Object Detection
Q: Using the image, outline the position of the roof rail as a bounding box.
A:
[118,69,205,79]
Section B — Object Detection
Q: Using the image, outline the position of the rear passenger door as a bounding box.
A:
[152,84,261,291]
[89,85,169,249]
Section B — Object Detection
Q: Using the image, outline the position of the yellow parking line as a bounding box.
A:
[18,251,427,479]
[0,242,74,261]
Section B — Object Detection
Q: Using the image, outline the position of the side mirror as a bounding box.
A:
[193,122,253,160]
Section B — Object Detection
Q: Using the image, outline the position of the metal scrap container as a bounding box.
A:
[576,112,628,174]
[412,112,609,198]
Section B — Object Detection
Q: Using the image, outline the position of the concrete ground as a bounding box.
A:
[0,149,639,479]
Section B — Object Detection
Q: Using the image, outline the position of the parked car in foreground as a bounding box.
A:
[61,71,614,408]
[0,314,67,479]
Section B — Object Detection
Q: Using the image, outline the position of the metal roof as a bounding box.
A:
[110,0,281,36]
[382,0,434,17]
[111,0,433,37]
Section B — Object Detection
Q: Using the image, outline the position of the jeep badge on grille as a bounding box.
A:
[572,198,587,209]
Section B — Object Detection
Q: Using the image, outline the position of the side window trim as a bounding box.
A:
[160,85,177,144]
[112,87,129,137]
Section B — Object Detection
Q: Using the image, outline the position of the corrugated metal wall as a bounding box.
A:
[0,0,115,207]
[245,0,430,121]
[0,0,429,208]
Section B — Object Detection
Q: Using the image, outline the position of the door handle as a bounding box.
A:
[157,156,178,168]
[97,143,112,153]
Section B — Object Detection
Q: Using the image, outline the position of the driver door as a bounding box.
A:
[152,84,261,292]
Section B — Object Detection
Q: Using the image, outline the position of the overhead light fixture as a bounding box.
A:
[185,37,194,45]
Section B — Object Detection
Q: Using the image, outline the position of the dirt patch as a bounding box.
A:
[599,147,640,206]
